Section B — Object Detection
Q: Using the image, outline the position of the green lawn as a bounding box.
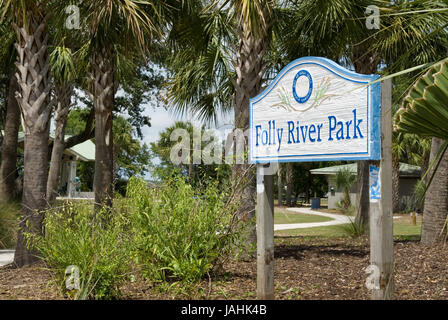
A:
[274,208,332,224]
[392,215,422,240]
[275,214,422,240]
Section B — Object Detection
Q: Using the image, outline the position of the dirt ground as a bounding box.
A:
[1,237,447,300]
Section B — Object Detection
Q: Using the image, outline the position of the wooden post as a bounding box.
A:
[256,163,275,299]
[369,78,394,300]
[67,160,77,198]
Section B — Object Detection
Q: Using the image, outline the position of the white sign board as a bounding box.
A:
[249,57,381,163]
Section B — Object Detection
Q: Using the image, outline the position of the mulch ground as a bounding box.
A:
[1,237,447,300]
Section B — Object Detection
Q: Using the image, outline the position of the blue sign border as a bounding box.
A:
[249,56,381,164]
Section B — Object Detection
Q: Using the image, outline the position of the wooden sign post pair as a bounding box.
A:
[250,57,394,300]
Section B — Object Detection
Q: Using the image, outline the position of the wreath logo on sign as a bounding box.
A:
[273,70,338,113]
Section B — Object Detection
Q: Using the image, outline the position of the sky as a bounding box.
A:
[139,102,235,180]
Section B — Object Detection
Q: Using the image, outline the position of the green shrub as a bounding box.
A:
[337,205,366,238]
[335,168,356,211]
[340,220,367,238]
[29,202,132,300]
[127,174,242,284]
[0,201,20,249]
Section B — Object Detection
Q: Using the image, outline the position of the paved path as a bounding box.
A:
[0,250,14,267]
[274,207,354,231]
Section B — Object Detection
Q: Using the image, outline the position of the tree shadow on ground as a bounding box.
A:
[274,242,369,260]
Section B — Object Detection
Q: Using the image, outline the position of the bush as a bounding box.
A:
[127,174,243,284]
[337,205,366,238]
[29,202,132,300]
[340,220,367,238]
[0,201,20,249]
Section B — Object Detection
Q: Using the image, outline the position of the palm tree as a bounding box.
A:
[421,138,448,245]
[231,0,275,230]
[396,59,448,244]
[76,0,167,209]
[277,163,283,205]
[165,0,278,250]
[0,75,20,202]
[281,0,448,231]
[285,163,293,206]
[335,168,357,212]
[46,45,76,205]
[0,0,53,267]
[0,22,20,202]
[282,0,383,230]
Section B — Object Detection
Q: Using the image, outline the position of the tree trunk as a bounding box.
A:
[15,132,50,266]
[92,47,115,210]
[421,146,430,182]
[277,163,283,205]
[0,75,20,202]
[392,156,400,212]
[47,84,73,205]
[306,166,312,204]
[285,163,293,206]
[420,147,430,212]
[12,13,52,267]
[355,161,370,228]
[352,50,379,231]
[232,12,270,250]
[421,137,448,245]
[113,142,119,182]
[63,106,95,149]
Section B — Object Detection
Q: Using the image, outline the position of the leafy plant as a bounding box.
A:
[337,205,366,238]
[335,168,356,211]
[396,59,448,203]
[28,202,132,300]
[0,201,20,249]
[126,173,243,284]
[340,220,366,239]
[395,58,448,139]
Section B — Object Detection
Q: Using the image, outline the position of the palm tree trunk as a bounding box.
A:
[232,14,270,248]
[306,166,312,204]
[392,156,400,212]
[420,148,430,212]
[352,50,379,231]
[113,143,119,183]
[277,163,283,205]
[92,47,115,210]
[285,163,293,206]
[0,75,20,202]
[355,160,370,228]
[47,84,73,205]
[12,13,52,267]
[421,137,448,245]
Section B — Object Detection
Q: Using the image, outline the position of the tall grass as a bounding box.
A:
[28,202,132,299]
[127,175,244,284]
[337,205,366,238]
[0,201,20,249]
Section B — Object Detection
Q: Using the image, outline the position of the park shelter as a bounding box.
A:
[310,163,421,210]
[16,132,95,199]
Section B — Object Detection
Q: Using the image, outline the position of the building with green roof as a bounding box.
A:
[13,132,95,199]
[310,163,421,210]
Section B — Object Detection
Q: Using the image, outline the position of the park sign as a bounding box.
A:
[249,57,381,163]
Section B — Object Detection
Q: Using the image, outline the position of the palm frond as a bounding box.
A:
[50,45,76,85]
